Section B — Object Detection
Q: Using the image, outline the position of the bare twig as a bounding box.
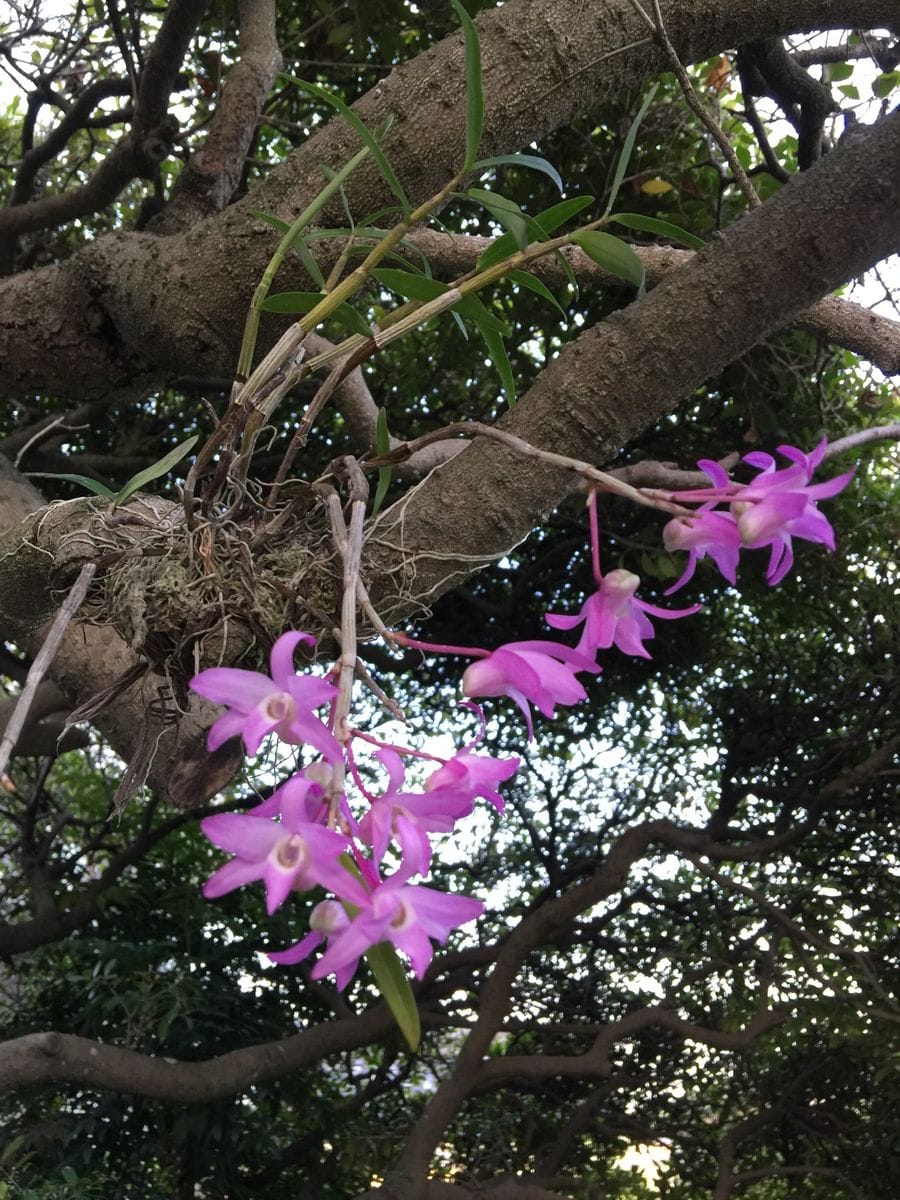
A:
[0,561,96,777]
[627,0,760,206]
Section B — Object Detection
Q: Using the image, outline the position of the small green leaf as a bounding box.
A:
[372,408,393,517]
[26,472,116,498]
[873,71,899,98]
[364,940,421,1051]
[609,212,705,251]
[476,230,520,271]
[371,269,447,303]
[572,231,645,289]
[838,83,860,100]
[372,269,506,335]
[466,187,545,250]
[533,194,595,235]
[824,61,854,82]
[472,153,564,192]
[286,75,410,213]
[605,83,659,215]
[450,0,483,170]
[250,210,327,288]
[468,309,515,403]
[262,291,371,336]
[507,269,568,321]
[113,435,200,504]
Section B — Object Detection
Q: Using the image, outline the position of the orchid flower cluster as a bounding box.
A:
[191,440,852,991]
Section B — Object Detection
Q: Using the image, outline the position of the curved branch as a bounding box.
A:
[1,0,897,399]
[401,231,900,375]
[0,0,207,243]
[0,1005,395,1101]
[151,0,283,233]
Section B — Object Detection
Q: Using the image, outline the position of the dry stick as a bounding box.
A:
[628,0,761,208]
[0,562,96,778]
[363,421,696,517]
[323,493,366,826]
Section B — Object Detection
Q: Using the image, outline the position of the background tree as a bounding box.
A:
[0,1,898,1197]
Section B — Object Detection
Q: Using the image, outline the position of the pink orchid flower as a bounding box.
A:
[190,631,340,761]
[732,440,854,585]
[462,640,599,739]
[201,782,351,914]
[662,458,742,594]
[268,899,357,991]
[547,567,701,659]
[358,749,474,876]
[424,749,520,813]
[307,870,484,985]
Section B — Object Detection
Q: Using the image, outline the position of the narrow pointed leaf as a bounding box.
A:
[113,435,200,504]
[465,306,515,403]
[533,194,596,235]
[507,269,568,321]
[472,153,563,192]
[364,940,421,1051]
[610,212,705,251]
[476,230,519,271]
[26,472,116,498]
[371,269,446,303]
[604,83,659,215]
[286,75,410,214]
[450,0,483,170]
[572,231,645,290]
[467,188,546,250]
[372,408,393,517]
[262,291,372,337]
[250,211,328,287]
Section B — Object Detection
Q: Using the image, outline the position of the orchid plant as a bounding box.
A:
[190,437,852,1045]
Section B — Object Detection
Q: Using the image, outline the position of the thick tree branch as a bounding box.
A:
[0,0,897,400]
[150,0,282,233]
[400,231,900,375]
[0,1005,396,1100]
[361,110,900,628]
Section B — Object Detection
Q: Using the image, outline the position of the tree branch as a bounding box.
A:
[151,0,282,233]
[0,0,207,243]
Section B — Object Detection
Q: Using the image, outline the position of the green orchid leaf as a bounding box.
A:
[26,472,116,498]
[533,194,596,234]
[507,269,568,321]
[450,0,483,170]
[610,212,705,251]
[605,83,659,215]
[571,230,646,290]
[113,435,200,504]
[262,291,371,337]
[472,153,563,192]
[286,75,410,214]
[364,940,421,1052]
[467,187,544,250]
[372,408,393,517]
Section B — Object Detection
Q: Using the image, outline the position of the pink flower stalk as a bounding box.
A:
[358,749,474,876]
[201,784,351,914]
[547,567,701,659]
[307,870,484,985]
[424,749,520,813]
[462,640,599,739]
[731,440,854,585]
[190,631,340,761]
